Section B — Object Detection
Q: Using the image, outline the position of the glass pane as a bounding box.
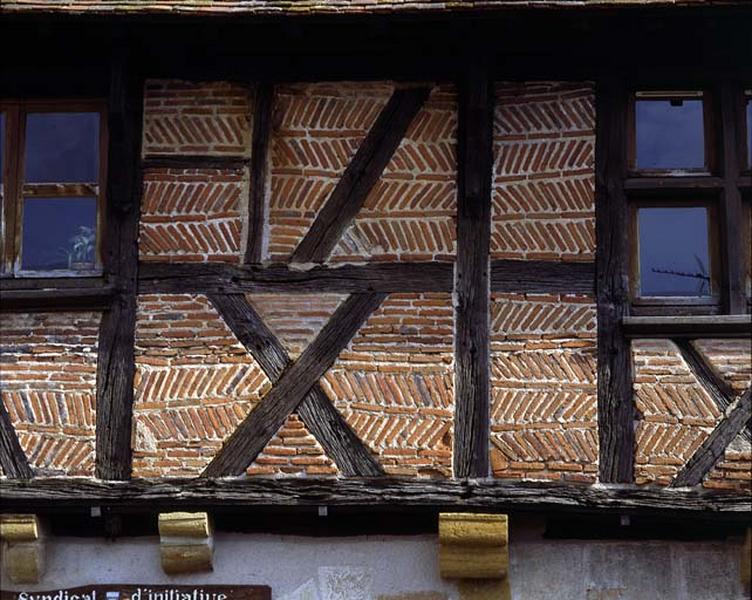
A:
[639,207,711,297]
[635,99,705,170]
[21,197,97,271]
[25,112,99,183]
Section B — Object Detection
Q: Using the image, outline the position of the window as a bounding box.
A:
[626,87,751,314]
[631,92,709,173]
[0,101,106,276]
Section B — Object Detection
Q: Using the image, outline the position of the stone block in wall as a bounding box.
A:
[489,293,598,483]
[143,80,252,156]
[267,82,393,261]
[140,167,248,263]
[492,82,595,262]
[133,294,271,477]
[320,293,454,478]
[0,312,100,477]
[330,85,458,263]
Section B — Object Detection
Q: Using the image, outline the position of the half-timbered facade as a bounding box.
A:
[1,1,751,597]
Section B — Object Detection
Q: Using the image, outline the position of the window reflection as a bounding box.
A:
[25,112,99,183]
[21,197,97,271]
[638,206,711,297]
[635,99,705,170]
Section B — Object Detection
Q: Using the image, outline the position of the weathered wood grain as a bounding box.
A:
[95,49,143,481]
[202,292,386,477]
[0,401,33,479]
[0,285,116,312]
[1,478,748,518]
[622,315,752,339]
[672,387,752,488]
[291,87,430,263]
[139,260,593,295]
[142,156,249,170]
[675,339,751,442]
[245,82,274,264]
[595,79,635,483]
[717,82,747,314]
[208,293,383,477]
[453,63,493,478]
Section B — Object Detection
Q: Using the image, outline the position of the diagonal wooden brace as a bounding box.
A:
[202,292,386,477]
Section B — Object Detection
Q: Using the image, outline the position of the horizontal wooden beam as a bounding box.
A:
[0,478,748,519]
[0,285,116,312]
[138,260,594,295]
[142,156,249,171]
[622,315,752,338]
[623,176,724,193]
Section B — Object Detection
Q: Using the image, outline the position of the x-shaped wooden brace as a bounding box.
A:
[671,340,752,487]
[203,292,386,477]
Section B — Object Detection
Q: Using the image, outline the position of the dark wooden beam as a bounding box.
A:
[672,388,752,488]
[95,49,143,481]
[207,294,383,477]
[138,260,593,295]
[142,156,249,171]
[717,82,747,314]
[1,478,749,519]
[674,339,751,442]
[0,286,116,312]
[453,63,493,479]
[245,82,274,264]
[202,292,386,477]
[595,79,635,483]
[622,315,752,338]
[623,176,724,193]
[291,87,430,263]
[0,402,33,480]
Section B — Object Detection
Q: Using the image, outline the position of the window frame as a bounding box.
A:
[624,84,751,316]
[628,197,721,312]
[0,99,108,278]
[627,90,716,177]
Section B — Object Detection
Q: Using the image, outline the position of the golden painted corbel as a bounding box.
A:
[158,511,213,575]
[0,514,45,584]
[438,513,510,600]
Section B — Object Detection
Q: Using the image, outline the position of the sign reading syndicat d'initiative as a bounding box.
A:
[0,586,270,600]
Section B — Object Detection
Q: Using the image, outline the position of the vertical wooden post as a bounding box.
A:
[595,80,635,483]
[717,82,746,314]
[245,82,274,265]
[454,62,493,479]
[95,47,143,480]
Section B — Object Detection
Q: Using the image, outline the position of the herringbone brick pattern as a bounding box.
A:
[321,293,454,477]
[143,80,252,156]
[330,85,457,263]
[490,293,598,482]
[246,413,338,477]
[268,82,394,260]
[246,293,346,359]
[133,294,271,477]
[0,312,100,476]
[704,433,751,492]
[693,339,752,395]
[693,339,750,492]
[492,82,595,262]
[632,339,724,486]
[140,168,248,262]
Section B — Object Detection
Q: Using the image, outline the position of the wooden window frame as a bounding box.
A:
[628,198,721,315]
[0,99,108,278]
[624,84,750,316]
[743,91,752,172]
[627,90,715,177]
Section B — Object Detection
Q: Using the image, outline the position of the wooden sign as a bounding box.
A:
[0,585,270,600]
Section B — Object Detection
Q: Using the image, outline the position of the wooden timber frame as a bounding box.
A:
[0,9,751,520]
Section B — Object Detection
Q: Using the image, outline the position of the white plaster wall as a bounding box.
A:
[2,532,748,600]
